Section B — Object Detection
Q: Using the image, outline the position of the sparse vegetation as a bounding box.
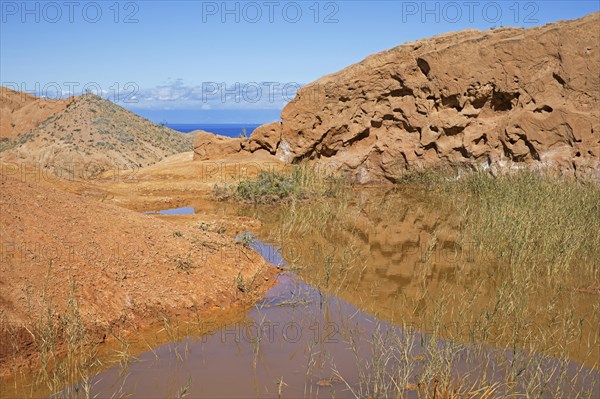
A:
[1,93,194,179]
[456,171,600,277]
[198,222,211,231]
[392,165,457,185]
[0,137,16,152]
[1,269,101,398]
[214,164,349,204]
[173,255,193,273]
[236,232,255,247]
[234,267,263,295]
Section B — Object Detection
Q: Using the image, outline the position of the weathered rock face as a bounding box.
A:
[195,12,600,182]
[244,122,281,154]
[192,131,243,160]
[192,122,282,159]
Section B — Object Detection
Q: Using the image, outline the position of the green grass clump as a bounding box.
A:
[236,171,300,203]
[215,164,349,204]
[173,255,193,274]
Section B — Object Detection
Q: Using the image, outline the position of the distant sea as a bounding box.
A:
[166,123,261,138]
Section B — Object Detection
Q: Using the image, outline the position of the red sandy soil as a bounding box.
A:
[4,151,288,230]
[0,164,277,376]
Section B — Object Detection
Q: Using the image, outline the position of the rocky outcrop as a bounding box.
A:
[194,12,600,182]
[244,122,282,154]
[192,122,282,159]
[193,131,243,160]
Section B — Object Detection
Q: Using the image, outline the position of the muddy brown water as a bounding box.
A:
[63,235,598,398]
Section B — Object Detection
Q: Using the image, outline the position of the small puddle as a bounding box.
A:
[66,236,598,398]
[143,206,195,215]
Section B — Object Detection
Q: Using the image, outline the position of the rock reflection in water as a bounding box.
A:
[77,237,598,399]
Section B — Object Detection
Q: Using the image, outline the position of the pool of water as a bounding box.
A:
[143,206,195,215]
[65,237,599,398]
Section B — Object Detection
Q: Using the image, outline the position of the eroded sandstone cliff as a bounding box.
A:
[195,13,599,182]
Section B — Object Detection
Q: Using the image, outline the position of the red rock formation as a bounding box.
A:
[194,12,600,182]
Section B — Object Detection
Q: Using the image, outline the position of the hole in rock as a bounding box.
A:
[416,58,431,77]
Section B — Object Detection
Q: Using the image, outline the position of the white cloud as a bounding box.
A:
[114,79,303,110]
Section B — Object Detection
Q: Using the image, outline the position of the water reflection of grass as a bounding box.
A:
[237,168,600,397]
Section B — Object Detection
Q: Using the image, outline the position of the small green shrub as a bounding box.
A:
[236,232,255,247]
[212,183,235,201]
[197,222,227,235]
[235,269,261,294]
[215,164,349,204]
[236,171,299,203]
[173,256,193,274]
[198,222,210,231]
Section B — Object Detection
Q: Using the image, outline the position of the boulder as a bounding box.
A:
[193,131,243,160]
[246,122,282,154]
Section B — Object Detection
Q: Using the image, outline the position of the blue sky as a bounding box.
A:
[1,1,598,123]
